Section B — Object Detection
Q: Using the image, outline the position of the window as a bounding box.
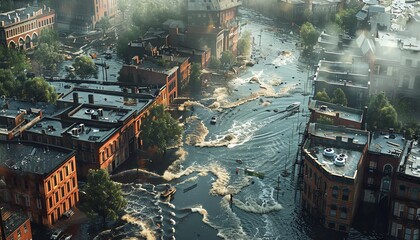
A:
[36,198,42,209]
[25,195,30,207]
[414,229,419,240]
[408,208,415,220]
[340,207,347,219]
[368,177,374,185]
[399,203,405,217]
[61,186,65,198]
[328,222,335,229]
[381,177,391,192]
[48,197,53,209]
[342,188,349,201]
[47,181,51,192]
[15,194,20,204]
[383,164,393,174]
[405,228,412,240]
[339,225,346,231]
[67,182,71,192]
[332,186,339,199]
[369,161,377,170]
[330,205,337,217]
[24,223,28,233]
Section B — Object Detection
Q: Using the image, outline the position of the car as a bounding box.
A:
[59,234,72,240]
[65,66,75,72]
[63,209,74,218]
[210,116,217,124]
[51,230,62,240]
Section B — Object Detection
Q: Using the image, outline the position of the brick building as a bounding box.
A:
[185,0,241,59]
[389,141,420,239]
[0,207,32,240]
[53,0,117,32]
[24,87,157,178]
[301,123,369,233]
[308,99,367,130]
[0,142,78,225]
[0,5,55,49]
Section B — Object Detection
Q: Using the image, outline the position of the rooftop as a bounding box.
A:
[25,118,67,137]
[369,131,406,157]
[403,141,420,177]
[70,106,131,123]
[187,0,241,11]
[60,90,152,112]
[0,141,73,175]
[1,207,29,237]
[309,100,363,123]
[0,5,53,27]
[65,123,116,142]
[305,123,369,178]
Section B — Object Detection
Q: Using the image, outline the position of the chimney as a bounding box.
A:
[73,92,79,104]
[27,13,30,19]
[88,94,94,104]
[0,21,4,27]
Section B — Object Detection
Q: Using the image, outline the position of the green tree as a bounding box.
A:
[300,22,319,50]
[314,90,331,102]
[141,104,183,154]
[118,0,130,20]
[38,29,59,47]
[220,51,235,68]
[367,92,399,130]
[0,69,19,97]
[237,31,252,56]
[73,56,98,80]
[335,7,360,36]
[189,63,201,91]
[96,17,111,36]
[82,169,127,226]
[0,48,31,75]
[22,77,57,103]
[34,43,63,72]
[209,56,221,69]
[332,88,348,106]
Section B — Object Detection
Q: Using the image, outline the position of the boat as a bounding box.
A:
[236,159,243,164]
[286,102,301,112]
[244,168,265,179]
[210,116,217,124]
[161,185,176,198]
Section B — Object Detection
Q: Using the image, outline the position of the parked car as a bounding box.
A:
[59,234,72,240]
[63,209,74,218]
[51,230,62,240]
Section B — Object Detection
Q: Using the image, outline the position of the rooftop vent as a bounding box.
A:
[323,148,335,157]
[334,153,347,166]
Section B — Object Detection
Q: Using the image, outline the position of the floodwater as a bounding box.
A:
[106,9,316,240]
[93,9,380,240]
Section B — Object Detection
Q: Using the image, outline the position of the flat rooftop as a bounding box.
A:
[25,118,67,137]
[369,132,406,157]
[0,6,49,26]
[404,141,420,177]
[60,90,151,111]
[65,123,116,142]
[309,100,363,122]
[136,59,179,75]
[0,142,73,175]
[305,123,369,178]
[2,207,29,237]
[70,106,131,123]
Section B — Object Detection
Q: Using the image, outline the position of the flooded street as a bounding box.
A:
[113,9,317,240]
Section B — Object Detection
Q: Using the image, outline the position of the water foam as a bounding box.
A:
[122,214,156,240]
[233,197,283,214]
[185,116,209,145]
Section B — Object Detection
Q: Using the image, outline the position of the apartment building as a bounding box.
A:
[0,142,78,225]
[0,207,32,240]
[53,0,117,32]
[302,123,369,233]
[0,5,55,49]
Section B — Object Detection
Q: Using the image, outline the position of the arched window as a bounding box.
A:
[8,41,16,49]
[383,164,393,175]
[25,35,31,49]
